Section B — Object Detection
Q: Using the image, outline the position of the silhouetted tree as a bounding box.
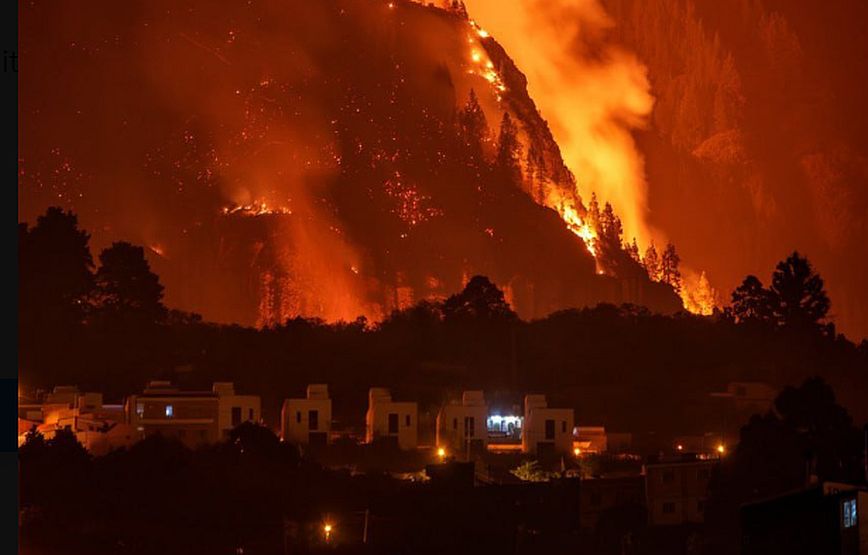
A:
[19,207,94,329]
[625,238,641,262]
[768,251,830,334]
[495,111,522,183]
[458,89,489,167]
[730,275,772,323]
[443,275,516,321]
[94,241,166,324]
[660,242,682,292]
[643,242,661,281]
[706,378,863,551]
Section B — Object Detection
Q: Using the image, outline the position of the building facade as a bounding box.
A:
[522,394,574,455]
[125,381,220,448]
[281,384,332,446]
[644,454,718,526]
[365,388,417,450]
[436,390,488,458]
[213,382,261,440]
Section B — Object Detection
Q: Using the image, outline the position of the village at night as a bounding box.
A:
[15,1,868,554]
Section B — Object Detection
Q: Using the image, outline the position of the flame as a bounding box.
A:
[464,0,717,315]
[466,20,506,100]
[222,200,292,217]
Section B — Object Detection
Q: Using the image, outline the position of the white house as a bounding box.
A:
[522,394,574,455]
[213,382,261,439]
[281,384,332,446]
[436,390,488,458]
[365,388,417,450]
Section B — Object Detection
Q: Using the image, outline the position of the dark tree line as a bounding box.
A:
[728,252,832,335]
[18,206,868,432]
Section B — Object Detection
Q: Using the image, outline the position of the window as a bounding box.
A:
[165,404,174,418]
[231,406,242,427]
[465,416,475,438]
[248,408,254,421]
[662,502,676,514]
[545,419,555,440]
[843,499,857,528]
[561,421,567,433]
[453,418,458,430]
[388,413,399,434]
[662,471,675,483]
[296,411,301,424]
[405,414,411,427]
[308,410,319,431]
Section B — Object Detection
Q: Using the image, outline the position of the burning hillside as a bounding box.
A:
[20,0,689,326]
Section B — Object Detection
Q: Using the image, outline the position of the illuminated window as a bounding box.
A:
[165,404,174,418]
[843,499,857,528]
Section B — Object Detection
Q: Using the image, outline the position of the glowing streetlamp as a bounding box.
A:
[676,444,684,452]
[323,523,333,542]
[437,447,446,460]
[573,447,581,457]
[716,444,726,456]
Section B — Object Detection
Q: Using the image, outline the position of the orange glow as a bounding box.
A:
[437,447,446,459]
[716,444,726,455]
[464,0,717,315]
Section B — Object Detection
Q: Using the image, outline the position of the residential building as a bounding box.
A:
[213,382,260,439]
[575,426,608,454]
[281,384,332,446]
[436,390,488,458]
[365,388,417,450]
[644,454,718,526]
[741,482,868,555]
[125,381,220,448]
[522,394,574,456]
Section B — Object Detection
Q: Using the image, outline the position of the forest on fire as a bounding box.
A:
[18,206,868,436]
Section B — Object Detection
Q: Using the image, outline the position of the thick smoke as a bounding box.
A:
[464,0,655,247]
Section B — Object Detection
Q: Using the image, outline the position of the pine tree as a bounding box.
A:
[643,242,661,281]
[495,111,522,183]
[586,192,601,233]
[596,202,625,275]
[458,89,489,167]
[660,242,682,292]
[626,238,641,262]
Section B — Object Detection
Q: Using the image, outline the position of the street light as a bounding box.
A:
[717,444,726,456]
[437,447,446,460]
[573,447,581,457]
[323,523,333,543]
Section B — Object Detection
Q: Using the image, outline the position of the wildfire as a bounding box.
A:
[222,201,292,217]
[466,20,506,99]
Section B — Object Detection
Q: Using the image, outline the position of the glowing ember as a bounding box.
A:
[222,201,292,217]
